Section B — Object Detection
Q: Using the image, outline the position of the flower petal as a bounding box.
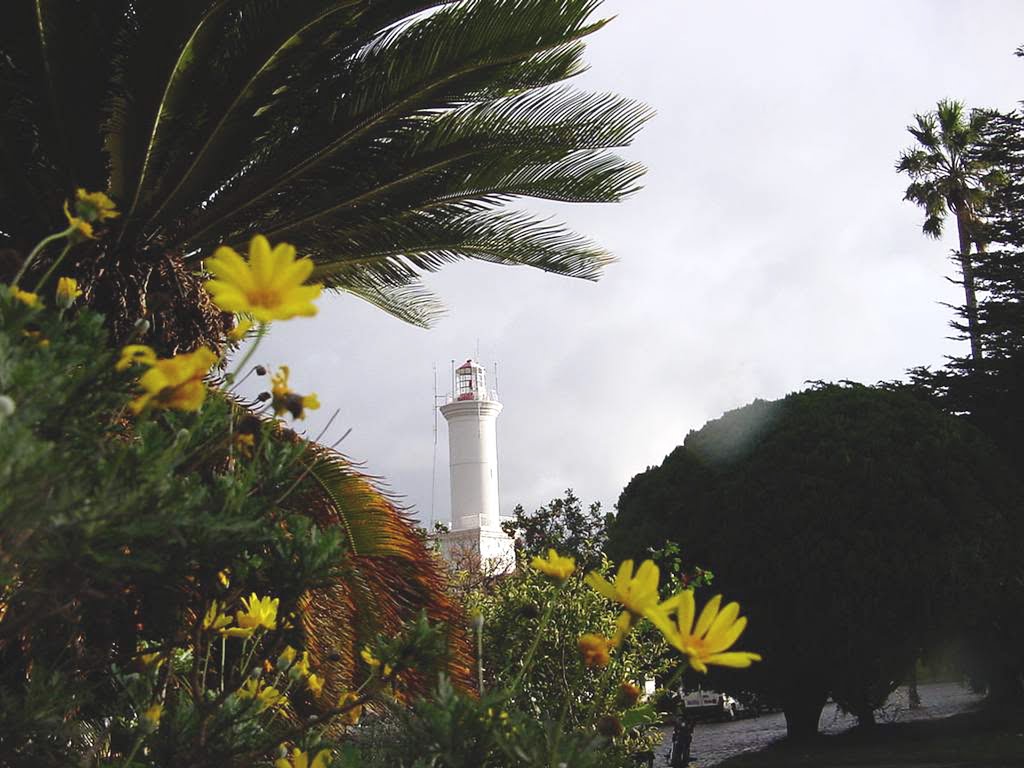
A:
[585,572,618,601]
[676,589,696,636]
[645,607,682,652]
[205,246,254,290]
[704,615,748,655]
[705,601,740,645]
[249,235,275,286]
[702,651,763,668]
[694,594,722,638]
[635,559,660,592]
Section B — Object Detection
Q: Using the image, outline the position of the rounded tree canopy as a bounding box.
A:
[608,383,1021,735]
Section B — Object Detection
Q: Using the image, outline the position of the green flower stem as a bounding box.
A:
[661,660,690,694]
[32,240,74,294]
[201,640,213,692]
[225,322,267,387]
[120,735,145,767]
[584,659,616,725]
[239,631,263,677]
[12,227,74,286]
[550,696,572,763]
[220,636,227,693]
[477,621,485,695]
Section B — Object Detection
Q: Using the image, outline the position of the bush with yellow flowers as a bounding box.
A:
[0,214,462,766]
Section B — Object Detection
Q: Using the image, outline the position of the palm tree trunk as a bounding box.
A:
[956,210,984,362]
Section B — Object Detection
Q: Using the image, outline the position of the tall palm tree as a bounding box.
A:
[897,99,1002,362]
[1,0,648,351]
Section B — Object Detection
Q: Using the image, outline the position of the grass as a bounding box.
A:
[716,706,1024,768]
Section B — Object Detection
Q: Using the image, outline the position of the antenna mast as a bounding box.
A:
[430,364,438,527]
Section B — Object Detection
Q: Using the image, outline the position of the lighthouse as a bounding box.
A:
[437,360,516,574]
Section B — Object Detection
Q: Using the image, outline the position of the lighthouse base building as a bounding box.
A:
[436,360,516,575]
[437,526,516,575]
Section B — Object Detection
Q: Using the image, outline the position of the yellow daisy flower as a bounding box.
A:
[237,678,287,713]
[74,189,120,222]
[10,287,40,308]
[139,651,165,670]
[275,748,331,768]
[337,691,363,725]
[530,549,576,582]
[360,646,392,677]
[228,318,253,341]
[22,329,49,348]
[577,633,611,668]
[647,591,762,674]
[585,559,664,644]
[235,592,279,632]
[270,366,319,420]
[116,344,158,371]
[128,347,217,414]
[306,673,324,697]
[142,703,163,730]
[203,235,322,322]
[63,202,96,239]
[55,277,82,308]
[202,600,233,632]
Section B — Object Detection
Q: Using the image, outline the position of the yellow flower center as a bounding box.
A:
[247,286,283,308]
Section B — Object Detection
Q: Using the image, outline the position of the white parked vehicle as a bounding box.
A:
[679,688,742,720]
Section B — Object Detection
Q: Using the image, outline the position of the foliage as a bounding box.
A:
[0,0,650,350]
[469,565,666,731]
[501,489,611,572]
[350,557,697,767]
[0,286,470,765]
[607,383,1022,739]
[906,101,1024,473]
[899,87,1024,701]
[896,99,1004,361]
[339,675,633,768]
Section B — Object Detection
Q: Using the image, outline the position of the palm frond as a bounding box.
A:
[331,274,447,328]
[137,1,460,233]
[306,207,616,286]
[162,0,612,247]
[0,0,124,248]
[295,446,473,697]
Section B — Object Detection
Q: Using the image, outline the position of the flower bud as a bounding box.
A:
[0,395,15,418]
[141,703,163,733]
[596,714,623,738]
[133,318,150,335]
[615,682,641,709]
[519,603,540,620]
[55,276,82,309]
[255,365,267,376]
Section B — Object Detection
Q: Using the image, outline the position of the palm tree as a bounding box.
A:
[897,99,1002,362]
[1,0,647,693]
[1,0,648,351]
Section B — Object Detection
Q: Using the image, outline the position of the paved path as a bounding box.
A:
[655,682,984,767]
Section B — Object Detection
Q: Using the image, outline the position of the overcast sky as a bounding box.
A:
[245,0,1024,526]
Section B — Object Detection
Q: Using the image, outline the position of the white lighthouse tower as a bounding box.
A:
[437,360,516,574]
